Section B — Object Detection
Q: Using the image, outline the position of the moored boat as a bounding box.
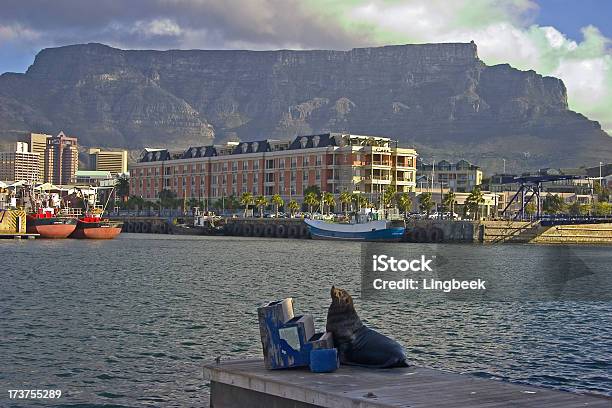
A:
[26,210,77,239]
[304,218,405,241]
[70,215,123,239]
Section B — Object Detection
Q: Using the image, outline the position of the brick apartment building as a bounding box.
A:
[129,133,417,203]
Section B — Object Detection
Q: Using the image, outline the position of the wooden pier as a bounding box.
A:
[204,359,611,408]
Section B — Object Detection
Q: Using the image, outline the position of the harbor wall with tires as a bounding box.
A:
[224,218,310,239]
[113,216,612,244]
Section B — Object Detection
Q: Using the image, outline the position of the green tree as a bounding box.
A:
[322,192,335,215]
[418,192,434,215]
[396,192,412,217]
[287,199,300,218]
[115,175,130,201]
[525,202,537,218]
[225,195,240,211]
[254,195,268,217]
[543,194,566,214]
[304,192,319,215]
[158,189,179,209]
[568,201,585,216]
[465,186,485,220]
[594,181,610,202]
[352,193,369,210]
[442,191,457,217]
[593,201,612,216]
[240,192,254,217]
[303,185,321,197]
[271,194,284,217]
[339,191,352,215]
[380,186,396,208]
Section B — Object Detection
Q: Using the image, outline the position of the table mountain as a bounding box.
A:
[0,42,610,171]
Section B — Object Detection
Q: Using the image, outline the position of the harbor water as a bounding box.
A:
[1,235,611,407]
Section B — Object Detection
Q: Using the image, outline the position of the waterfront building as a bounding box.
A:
[29,133,51,181]
[75,170,113,186]
[44,132,79,185]
[129,133,418,203]
[89,148,128,176]
[417,159,483,193]
[0,142,40,182]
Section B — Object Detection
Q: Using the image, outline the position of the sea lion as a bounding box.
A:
[326,286,408,368]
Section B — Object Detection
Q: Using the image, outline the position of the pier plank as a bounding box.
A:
[204,359,611,408]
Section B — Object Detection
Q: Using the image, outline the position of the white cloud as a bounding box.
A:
[132,19,183,37]
[0,24,40,43]
[343,0,612,133]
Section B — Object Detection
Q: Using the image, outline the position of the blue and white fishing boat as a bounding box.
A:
[304,209,405,241]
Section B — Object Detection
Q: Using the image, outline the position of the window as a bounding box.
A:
[266,159,274,169]
[316,155,322,166]
[291,158,297,168]
[303,171,308,181]
[242,173,248,184]
[316,170,321,181]
[253,161,259,170]
[279,159,285,169]
[243,161,248,170]
[266,173,274,183]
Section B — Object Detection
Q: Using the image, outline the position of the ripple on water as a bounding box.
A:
[1,236,611,407]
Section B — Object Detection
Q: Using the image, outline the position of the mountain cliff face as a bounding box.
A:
[0,42,610,171]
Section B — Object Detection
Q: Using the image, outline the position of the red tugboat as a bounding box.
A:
[70,212,123,239]
[26,208,77,239]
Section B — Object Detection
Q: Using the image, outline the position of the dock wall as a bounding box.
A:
[112,215,612,244]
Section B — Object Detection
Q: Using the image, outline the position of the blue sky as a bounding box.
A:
[0,0,610,130]
[536,0,612,40]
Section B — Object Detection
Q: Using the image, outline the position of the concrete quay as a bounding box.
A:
[113,214,612,244]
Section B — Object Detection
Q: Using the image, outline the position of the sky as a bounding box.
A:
[0,0,610,131]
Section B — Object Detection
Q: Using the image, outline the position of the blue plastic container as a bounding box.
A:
[309,348,339,373]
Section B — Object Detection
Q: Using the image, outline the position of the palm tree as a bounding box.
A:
[418,192,434,216]
[115,175,130,202]
[304,192,319,215]
[322,192,335,215]
[339,191,352,215]
[380,186,396,218]
[396,192,412,218]
[240,192,254,217]
[465,186,485,220]
[287,199,300,218]
[442,191,457,218]
[271,194,284,217]
[255,195,268,217]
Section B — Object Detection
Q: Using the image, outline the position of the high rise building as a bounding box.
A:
[29,133,51,181]
[89,148,128,175]
[44,132,79,184]
[0,142,40,182]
